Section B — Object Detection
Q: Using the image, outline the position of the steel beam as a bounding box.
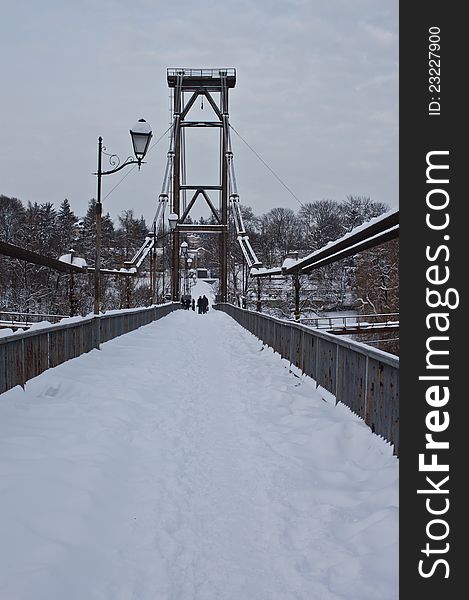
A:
[285,210,399,275]
[175,224,227,233]
[0,241,87,274]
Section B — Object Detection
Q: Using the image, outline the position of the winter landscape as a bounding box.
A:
[1,2,398,598]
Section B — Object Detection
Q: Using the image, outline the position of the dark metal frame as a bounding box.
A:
[0,240,87,274]
[167,68,236,301]
[93,137,149,314]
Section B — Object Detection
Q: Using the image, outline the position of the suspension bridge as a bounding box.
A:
[0,68,399,599]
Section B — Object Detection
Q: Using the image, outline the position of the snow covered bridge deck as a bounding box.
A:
[0,291,398,599]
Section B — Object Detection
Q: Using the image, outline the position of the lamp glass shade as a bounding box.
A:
[130,119,152,160]
[168,213,179,231]
[180,241,189,257]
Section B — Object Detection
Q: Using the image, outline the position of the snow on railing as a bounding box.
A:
[0,303,181,395]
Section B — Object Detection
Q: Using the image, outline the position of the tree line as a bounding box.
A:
[1,193,399,353]
[227,196,398,312]
[0,195,150,316]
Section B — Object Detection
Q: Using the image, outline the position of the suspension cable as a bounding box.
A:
[229,123,305,208]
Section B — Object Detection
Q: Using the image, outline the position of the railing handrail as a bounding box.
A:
[167,67,236,78]
[0,314,96,345]
[0,303,177,345]
[0,311,69,319]
[299,312,399,322]
[226,306,399,369]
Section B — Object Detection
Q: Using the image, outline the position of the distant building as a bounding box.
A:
[197,268,209,279]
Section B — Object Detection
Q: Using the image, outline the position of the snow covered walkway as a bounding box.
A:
[0,290,398,599]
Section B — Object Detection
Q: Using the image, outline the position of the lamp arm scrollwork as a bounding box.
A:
[102,146,121,168]
[93,154,143,176]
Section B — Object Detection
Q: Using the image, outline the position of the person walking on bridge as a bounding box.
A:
[197,296,203,314]
[202,295,209,314]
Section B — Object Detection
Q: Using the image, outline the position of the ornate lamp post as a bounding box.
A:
[93,119,152,315]
[180,241,189,296]
[187,256,193,294]
[167,213,179,300]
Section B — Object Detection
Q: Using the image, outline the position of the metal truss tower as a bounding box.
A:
[167,68,236,302]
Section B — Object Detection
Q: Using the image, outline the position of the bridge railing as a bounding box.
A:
[214,303,399,455]
[0,303,180,395]
[0,311,69,326]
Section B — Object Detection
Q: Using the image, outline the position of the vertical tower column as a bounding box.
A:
[171,78,182,301]
[220,75,229,302]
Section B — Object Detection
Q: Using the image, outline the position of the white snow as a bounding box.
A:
[250,265,282,277]
[0,301,398,599]
[131,118,151,134]
[0,319,58,338]
[0,327,16,338]
[281,257,299,270]
[59,253,87,268]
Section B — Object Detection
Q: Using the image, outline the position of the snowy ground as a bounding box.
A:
[0,282,398,600]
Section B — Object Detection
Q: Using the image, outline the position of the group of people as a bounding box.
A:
[180,294,210,314]
[196,295,209,314]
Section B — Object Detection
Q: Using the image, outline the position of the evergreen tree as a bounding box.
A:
[76,199,98,264]
[38,202,60,253]
[101,211,116,268]
[57,198,78,253]
[0,195,26,243]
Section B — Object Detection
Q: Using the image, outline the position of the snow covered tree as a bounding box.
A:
[340,195,389,233]
[0,195,26,243]
[354,239,399,314]
[57,198,79,253]
[353,238,399,354]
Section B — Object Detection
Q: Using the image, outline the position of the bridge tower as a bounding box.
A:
[167,68,236,302]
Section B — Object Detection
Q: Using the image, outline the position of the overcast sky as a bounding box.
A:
[0,0,398,225]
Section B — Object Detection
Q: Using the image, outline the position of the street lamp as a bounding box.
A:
[180,241,189,258]
[130,119,152,167]
[93,119,152,315]
[187,257,193,293]
[167,213,179,300]
[168,213,179,231]
[180,242,189,295]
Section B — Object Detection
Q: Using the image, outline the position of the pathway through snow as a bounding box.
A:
[0,285,398,599]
